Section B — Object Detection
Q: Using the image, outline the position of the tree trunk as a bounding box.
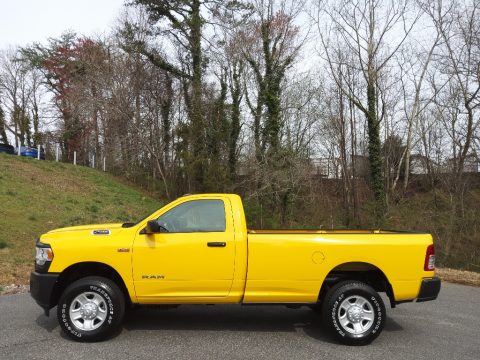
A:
[228,64,242,182]
[0,107,8,144]
[189,0,205,190]
[161,74,173,166]
[366,79,386,224]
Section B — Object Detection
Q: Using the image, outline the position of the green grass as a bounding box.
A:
[0,153,163,284]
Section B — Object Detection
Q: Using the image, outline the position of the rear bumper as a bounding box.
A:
[30,272,59,312]
[417,277,441,302]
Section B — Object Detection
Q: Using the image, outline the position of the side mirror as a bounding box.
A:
[145,220,161,234]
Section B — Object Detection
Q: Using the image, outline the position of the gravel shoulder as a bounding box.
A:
[435,267,480,287]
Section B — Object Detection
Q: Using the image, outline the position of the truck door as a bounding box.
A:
[132,198,236,300]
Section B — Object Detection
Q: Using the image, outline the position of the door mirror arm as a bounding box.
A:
[141,220,169,235]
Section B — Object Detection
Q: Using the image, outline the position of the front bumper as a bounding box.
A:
[417,276,441,302]
[30,272,59,314]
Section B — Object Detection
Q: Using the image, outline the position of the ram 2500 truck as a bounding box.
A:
[30,194,440,345]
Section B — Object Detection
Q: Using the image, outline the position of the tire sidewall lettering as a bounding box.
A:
[331,294,346,337]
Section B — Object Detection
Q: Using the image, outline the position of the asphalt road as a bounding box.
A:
[0,283,478,360]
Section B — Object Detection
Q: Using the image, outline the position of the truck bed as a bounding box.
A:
[244,228,433,303]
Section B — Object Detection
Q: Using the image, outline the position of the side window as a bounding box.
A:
[156,200,226,233]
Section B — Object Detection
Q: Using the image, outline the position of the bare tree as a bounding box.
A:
[317,0,420,223]
[425,0,480,183]
[0,48,42,147]
[395,29,440,191]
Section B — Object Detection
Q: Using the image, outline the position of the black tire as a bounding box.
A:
[321,281,386,345]
[57,276,125,342]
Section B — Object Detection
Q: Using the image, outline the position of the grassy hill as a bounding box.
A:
[0,154,162,286]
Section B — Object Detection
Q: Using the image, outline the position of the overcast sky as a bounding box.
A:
[0,0,125,48]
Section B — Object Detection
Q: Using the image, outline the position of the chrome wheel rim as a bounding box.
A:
[69,292,108,331]
[338,295,374,335]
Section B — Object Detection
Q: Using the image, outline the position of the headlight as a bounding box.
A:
[35,243,54,271]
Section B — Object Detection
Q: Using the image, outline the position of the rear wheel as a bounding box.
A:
[322,280,385,345]
[57,276,125,342]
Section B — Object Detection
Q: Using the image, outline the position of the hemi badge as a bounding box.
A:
[117,248,130,253]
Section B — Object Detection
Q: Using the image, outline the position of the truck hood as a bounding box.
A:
[47,223,125,234]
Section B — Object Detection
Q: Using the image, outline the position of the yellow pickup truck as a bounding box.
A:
[30,193,440,345]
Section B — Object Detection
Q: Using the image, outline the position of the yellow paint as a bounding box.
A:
[40,194,435,304]
[312,251,325,264]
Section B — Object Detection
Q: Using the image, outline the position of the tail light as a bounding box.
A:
[424,244,435,271]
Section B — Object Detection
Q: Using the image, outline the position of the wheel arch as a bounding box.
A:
[51,262,131,308]
[319,261,395,307]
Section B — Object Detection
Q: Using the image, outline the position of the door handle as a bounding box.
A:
[207,242,226,247]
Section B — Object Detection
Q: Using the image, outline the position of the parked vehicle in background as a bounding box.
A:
[0,143,15,155]
[15,146,45,160]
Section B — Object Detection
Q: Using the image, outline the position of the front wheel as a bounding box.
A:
[322,281,386,345]
[57,276,125,342]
